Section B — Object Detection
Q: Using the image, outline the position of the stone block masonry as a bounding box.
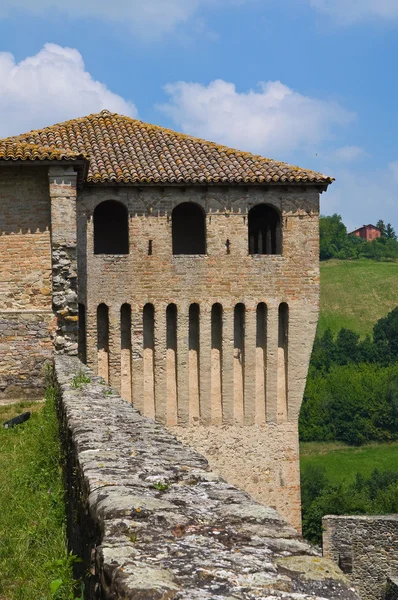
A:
[56,355,359,600]
[323,515,398,600]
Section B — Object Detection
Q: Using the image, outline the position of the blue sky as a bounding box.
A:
[0,0,397,230]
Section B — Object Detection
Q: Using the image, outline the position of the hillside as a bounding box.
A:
[301,440,398,485]
[318,259,398,337]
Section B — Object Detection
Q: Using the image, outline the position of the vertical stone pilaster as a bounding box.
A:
[199,306,211,424]
[86,305,97,371]
[244,306,256,425]
[49,167,78,355]
[266,303,279,423]
[131,306,144,412]
[222,307,234,424]
[108,306,121,392]
[177,304,189,425]
[154,303,167,424]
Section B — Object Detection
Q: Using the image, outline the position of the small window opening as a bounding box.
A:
[78,304,87,364]
[172,202,206,255]
[226,239,231,254]
[148,240,153,256]
[338,553,353,575]
[94,200,129,254]
[97,303,109,382]
[248,204,281,255]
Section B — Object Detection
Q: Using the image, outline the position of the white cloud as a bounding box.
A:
[331,146,368,162]
[0,44,137,138]
[159,79,355,157]
[0,0,238,39]
[309,0,398,22]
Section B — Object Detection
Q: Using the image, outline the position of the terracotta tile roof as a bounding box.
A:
[0,140,85,162]
[3,110,333,185]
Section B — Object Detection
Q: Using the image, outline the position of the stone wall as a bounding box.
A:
[323,515,398,599]
[0,166,54,396]
[170,422,302,531]
[55,354,359,600]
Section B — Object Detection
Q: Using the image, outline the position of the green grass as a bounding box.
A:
[0,392,81,600]
[300,440,398,485]
[318,259,398,337]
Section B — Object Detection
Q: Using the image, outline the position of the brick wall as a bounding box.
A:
[0,167,54,397]
[78,184,321,529]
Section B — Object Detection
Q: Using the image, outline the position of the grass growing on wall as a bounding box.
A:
[319,259,398,337]
[0,388,81,600]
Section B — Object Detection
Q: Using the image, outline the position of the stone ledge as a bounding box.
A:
[55,356,359,599]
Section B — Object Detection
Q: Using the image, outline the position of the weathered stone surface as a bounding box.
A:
[56,355,358,599]
[323,515,398,600]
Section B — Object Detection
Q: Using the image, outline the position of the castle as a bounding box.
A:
[0,110,332,529]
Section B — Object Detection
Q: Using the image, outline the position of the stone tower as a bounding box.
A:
[0,110,332,529]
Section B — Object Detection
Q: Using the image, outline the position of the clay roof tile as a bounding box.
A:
[1,110,333,186]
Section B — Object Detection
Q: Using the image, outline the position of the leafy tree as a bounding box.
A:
[373,307,398,360]
[301,467,398,544]
[319,214,348,260]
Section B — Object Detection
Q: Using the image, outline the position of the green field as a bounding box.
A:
[300,440,398,485]
[318,259,398,337]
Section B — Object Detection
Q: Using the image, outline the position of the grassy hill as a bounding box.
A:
[318,259,398,337]
[300,440,398,485]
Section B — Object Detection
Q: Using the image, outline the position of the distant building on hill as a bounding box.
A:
[349,224,382,241]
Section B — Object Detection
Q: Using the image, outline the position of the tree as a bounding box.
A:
[385,223,397,240]
[376,220,386,236]
[373,307,398,360]
[319,214,348,260]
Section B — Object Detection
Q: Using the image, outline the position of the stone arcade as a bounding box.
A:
[0,110,332,530]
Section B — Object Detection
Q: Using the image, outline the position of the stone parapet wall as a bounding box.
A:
[56,355,358,600]
[323,515,398,600]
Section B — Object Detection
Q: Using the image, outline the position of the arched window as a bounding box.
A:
[94,200,129,254]
[248,204,281,255]
[172,202,206,255]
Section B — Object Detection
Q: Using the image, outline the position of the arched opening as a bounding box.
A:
[211,303,223,423]
[143,303,155,418]
[97,303,109,382]
[78,304,86,364]
[166,304,178,424]
[189,303,200,422]
[256,303,267,423]
[278,302,289,421]
[94,200,129,254]
[172,202,206,255]
[248,204,281,255]
[120,304,132,402]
